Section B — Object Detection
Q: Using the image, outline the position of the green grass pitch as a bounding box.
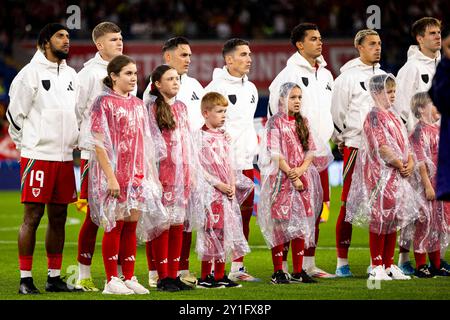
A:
[0,187,449,300]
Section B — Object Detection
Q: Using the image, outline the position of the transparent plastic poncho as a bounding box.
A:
[257,82,333,249]
[401,98,449,253]
[192,126,253,261]
[88,88,170,241]
[148,98,212,229]
[346,74,423,235]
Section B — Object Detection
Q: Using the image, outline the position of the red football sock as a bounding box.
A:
[429,250,441,269]
[214,260,225,280]
[47,253,62,270]
[382,232,397,267]
[179,231,192,271]
[19,255,33,271]
[102,220,124,281]
[168,225,184,279]
[271,244,284,273]
[282,242,290,262]
[119,221,137,280]
[201,260,213,279]
[146,240,156,271]
[369,231,384,266]
[336,204,353,258]
[152,229,169,279]
[291,238,305,274]
[77,208,99,266]
[414,252,427,268]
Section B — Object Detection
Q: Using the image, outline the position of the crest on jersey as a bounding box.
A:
[301,77,309,87]
[164,192,172,201]
[421,74,429,84]
[42,80,50,91]
[32,188,41,197]
[228,94,237,105]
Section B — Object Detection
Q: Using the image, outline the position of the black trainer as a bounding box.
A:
[270,270,290,284]
[415,264,434,278]
[429,263,450,277]
[45,275,82,292]
[216,274,242,288]
[174,276,194,290]
[19,277,40,295]
[157,277,180,292]
[290,270,318,283]
[197,275,225,289]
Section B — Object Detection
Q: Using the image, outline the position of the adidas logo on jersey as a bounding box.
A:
[191,92,199,100]
[67,81,74,91]
[251,95,255,103]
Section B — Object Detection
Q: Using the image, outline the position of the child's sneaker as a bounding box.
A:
[429,263,450,277]
[290,270,317,283]
[415,264,434,278]
[398,261,415,275]
[124,276,150,294]
[103,276,134,295]
[216,275,242,288]
[197,275,225,289]
[335,264,353,277]
[228,266,260,282]
[270,270,290,284]
[386,264,411,280]
[368,265,392,281]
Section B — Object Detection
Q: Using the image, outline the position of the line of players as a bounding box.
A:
[7,16,449,295]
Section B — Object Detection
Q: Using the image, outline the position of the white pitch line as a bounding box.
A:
[0,218,81,232]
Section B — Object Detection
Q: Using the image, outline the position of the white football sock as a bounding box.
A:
[48,269,61,278]
[303,256,315,270]
[282,261,289,273]
[78,262,91,280]
[231,262,243,272]
[20,270,32,278]
[337,258,348,268]
[398,252,410,265]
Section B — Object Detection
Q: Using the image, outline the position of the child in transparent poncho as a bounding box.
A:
[192,92,253,289]
[407,92,450,277]
[345,74,422,281]
[88,55,169,295]
[146,64,210,292]
[258,82,332,284]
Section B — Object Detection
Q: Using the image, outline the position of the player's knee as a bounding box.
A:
[23,204,45,228]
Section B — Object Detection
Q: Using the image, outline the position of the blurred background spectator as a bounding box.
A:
[1,0,448,73]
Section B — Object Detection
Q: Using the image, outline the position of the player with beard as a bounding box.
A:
[6,23,80,294]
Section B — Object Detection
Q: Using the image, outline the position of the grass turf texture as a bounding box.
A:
[0,187,449,300]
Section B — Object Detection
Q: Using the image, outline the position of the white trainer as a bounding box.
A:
[368,265,392,281]
[103,276,134,295]
[386,264,411,280]
[148,271,158,288]
[124,276,150,294]
[305,266,337,278]
[228,267,261,282]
